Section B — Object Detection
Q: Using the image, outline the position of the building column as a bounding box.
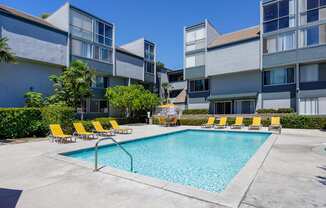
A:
[296,63,300,113]
[128,77,131,86]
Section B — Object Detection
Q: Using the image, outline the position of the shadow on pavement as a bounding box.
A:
[317,166,326,186]
[0,188,22,208]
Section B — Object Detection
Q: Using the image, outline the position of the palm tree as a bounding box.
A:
[161,82,173,104]
[0,37,16,63]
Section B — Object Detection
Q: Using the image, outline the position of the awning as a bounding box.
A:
[207,92,258,101]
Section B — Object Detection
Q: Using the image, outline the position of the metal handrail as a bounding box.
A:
[94,137,134,172]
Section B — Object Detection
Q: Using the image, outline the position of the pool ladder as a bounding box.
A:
[94,137,134,172]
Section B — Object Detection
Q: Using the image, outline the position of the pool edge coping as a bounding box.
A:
[46,128,277,208]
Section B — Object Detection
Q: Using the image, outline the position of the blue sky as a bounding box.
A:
[1,0,260,69]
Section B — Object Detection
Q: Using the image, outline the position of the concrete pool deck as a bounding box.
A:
[0,125,326,208]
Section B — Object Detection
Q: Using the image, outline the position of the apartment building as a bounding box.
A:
[182,0,326,115]
[46,3,156,115]
[0,3,157,116]
[184,21,262,114]
[0,4,68,107]
[261,0,326,115]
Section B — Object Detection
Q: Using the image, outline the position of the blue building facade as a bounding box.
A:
[0,3,158,117]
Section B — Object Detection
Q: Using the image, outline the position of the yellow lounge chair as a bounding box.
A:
[202,117,215,128]
[231,117,244,129]
[92,121,115,136]
[109,120,132,134]
[249,117,262,130]
[159,116,166,126]
[215,117,227,129]
[169,117,178,126]
[268,117,282,134]
[73,122,97,139]
[49,124,75,143]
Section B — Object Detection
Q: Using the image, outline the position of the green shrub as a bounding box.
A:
[277,108,295,113]
[183,109,209,115]
[154,115,326,129]
[323,121,326,130]
[281,115,326,129]
[41,104,75,133]
[0,108,46,139]
[24,91,44,107]
[256,109,277,114]
[257,108,294,114]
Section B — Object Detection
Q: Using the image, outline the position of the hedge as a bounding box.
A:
[257,108,295,114]
[154,115,326,129]
[41,105,75,133]
[0,108,46,139]
[182,109,209,115]
[0,106,76,139]
[0,107,136,139]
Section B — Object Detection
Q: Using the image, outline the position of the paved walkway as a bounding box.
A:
[0,125,325,208]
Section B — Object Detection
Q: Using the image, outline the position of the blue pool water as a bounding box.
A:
[64,130,271,192]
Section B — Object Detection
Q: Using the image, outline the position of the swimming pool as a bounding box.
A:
[64,130,271,192]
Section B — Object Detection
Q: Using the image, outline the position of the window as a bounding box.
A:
[300,25,320,47]
[308,0,319,10]
[300,64,319,82]
[95,21,113,47]
[101,48,109,62]
[185,53,205,68]
[186,28,205,43]
[168,73,183,82]
[186,56,196,68]
[214,102,232,114]
[189,79,209,92]
[170,90,182,98]
[145,43,155,61]
[263,32,295,54]
[320,63,326,80]
[300,0,326,25]
[299,98,319,115]
[92,76,104,88]
[93,46,112,63]
[264,20,278,33]
[263,36,277,53]
[186,40,206,52]
[90,100,108,113]
[94,46,100,59]
[263,0,295,33]
[264,2,279,21]
[70,10,93,41]
[145,62,154,73]
[279,17,290,29]
[71,39,92,58]
[279,0,290,17]
[264,67,295,85]
[234,100,256,114]
[307,9,319,22]
[278,32,295,51]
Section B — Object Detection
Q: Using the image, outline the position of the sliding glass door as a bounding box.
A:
[214,102,232,114]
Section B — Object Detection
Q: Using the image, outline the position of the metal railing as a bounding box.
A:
[94,137,134,172]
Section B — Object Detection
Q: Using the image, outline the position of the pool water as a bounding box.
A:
[64,130,271,192]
